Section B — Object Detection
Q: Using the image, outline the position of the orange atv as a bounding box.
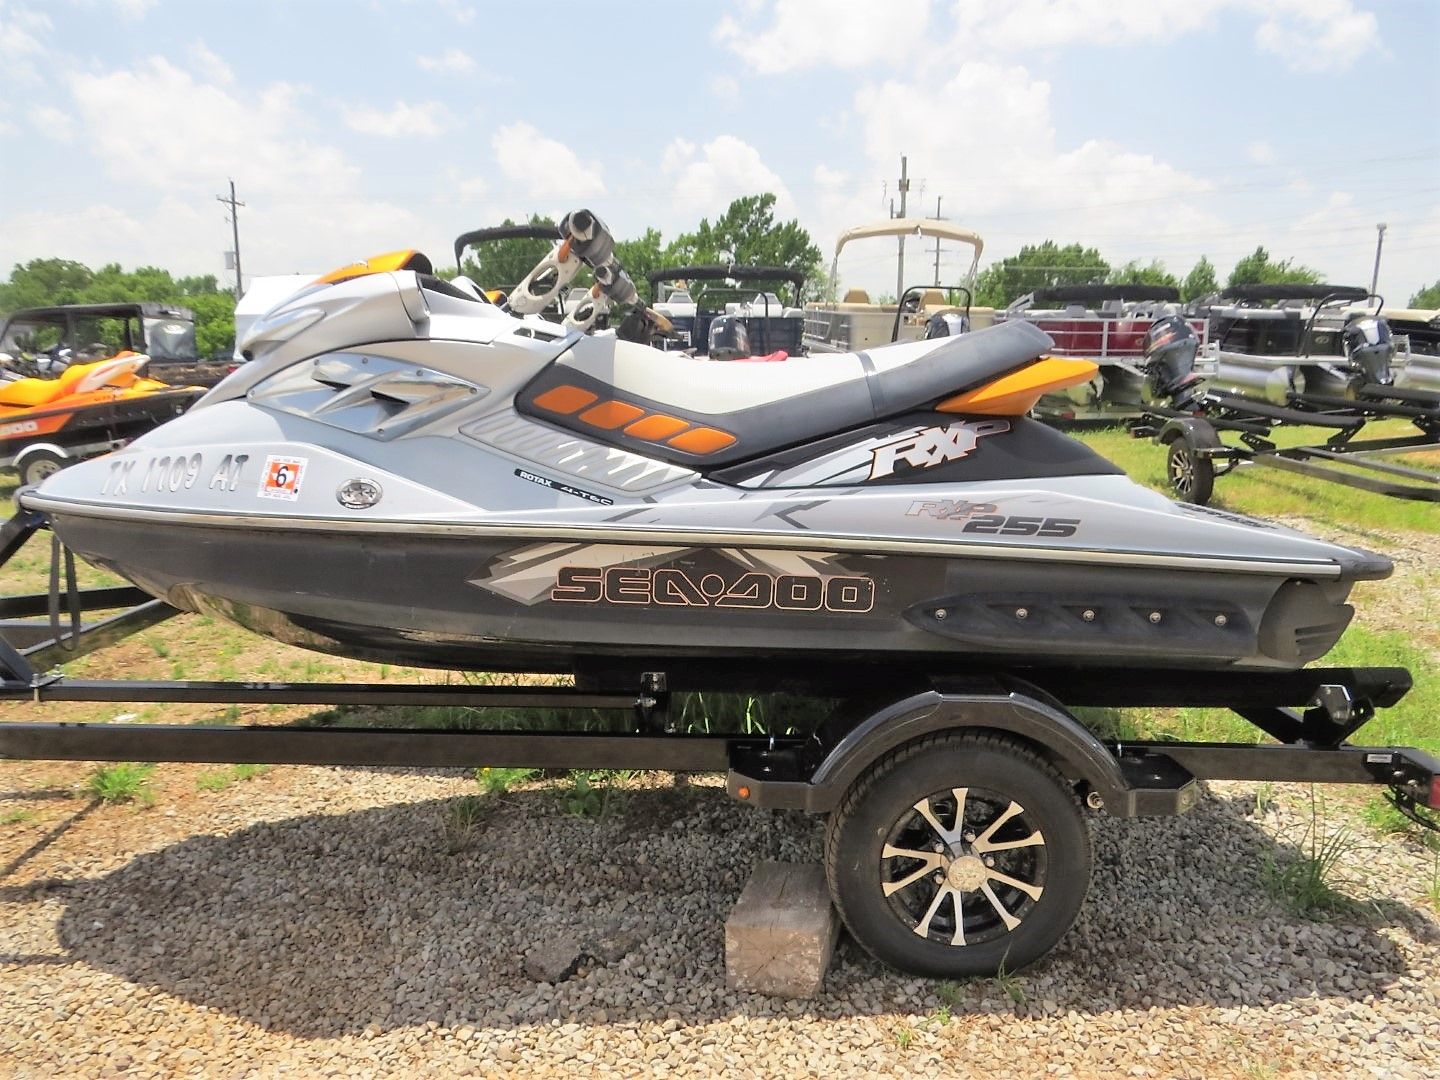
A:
[0,352,204,486]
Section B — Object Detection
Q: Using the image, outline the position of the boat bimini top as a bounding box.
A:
[831,219,985,292]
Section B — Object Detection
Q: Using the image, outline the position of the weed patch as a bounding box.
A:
[86,763,156,806]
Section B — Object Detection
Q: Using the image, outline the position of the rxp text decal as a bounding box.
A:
[868,420,1010,480]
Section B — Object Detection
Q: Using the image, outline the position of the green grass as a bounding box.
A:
[1261,789,1361,920]
[440,794,490,851]
[475,766,537,795]
[560,769,646,818]
[194,763,270,793]
[1078,625,1440,754]
[85,762,156,806]
[1076,421,1440,536]
[1,808,36,825]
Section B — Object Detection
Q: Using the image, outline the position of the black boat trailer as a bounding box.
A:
[2,508,1436,976]
[1133,385,1440,506]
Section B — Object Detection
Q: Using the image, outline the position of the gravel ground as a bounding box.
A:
[1,765,1437,1079]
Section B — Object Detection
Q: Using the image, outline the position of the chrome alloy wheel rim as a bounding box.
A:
[1168,445,1195,497]
[880,787,1047,947]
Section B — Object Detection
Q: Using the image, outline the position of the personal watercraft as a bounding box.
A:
[0,352,204,486]
[21,211,1391,688]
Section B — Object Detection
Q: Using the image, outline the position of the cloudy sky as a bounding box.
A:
[1,0,1437,301]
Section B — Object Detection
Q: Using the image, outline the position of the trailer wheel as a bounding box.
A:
[825,732,1091,978]
[1165,434,1215,505]
[18,450,67,487]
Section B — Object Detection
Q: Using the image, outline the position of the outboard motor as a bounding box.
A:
[1342,315,1395,389]
[923,312,970,339]
[1142,315,1204,410]
[707,315,750,361]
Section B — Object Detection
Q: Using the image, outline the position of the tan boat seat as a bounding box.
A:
[841,288,871,304]
[921,289,948,308]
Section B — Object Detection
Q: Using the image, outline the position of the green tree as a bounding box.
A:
[0,259,237,356]
[0,258,95,312]
[667,194,822,300]
[456,214,560,291]
[186,292,238,356]
[613,228,669,300]
[1409,280,1440,308]
[1108,259,1178,290]
[1181,256,1218,302]
[1225,245,1323,288]
[972,241,1110,308]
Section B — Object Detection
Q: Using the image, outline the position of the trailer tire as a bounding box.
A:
[1165,433,1215,505]
[825,731,1091,978]
[18,449,67,487]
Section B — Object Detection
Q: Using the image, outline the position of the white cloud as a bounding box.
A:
[661,134,794,223]
[343,100,452,138]
[714,0,932,74]
[439,165,488,201]
[721,0,1382,76]
[0,1,50,80]
[101,0,158,17]
[950,0,1225,52]
[1252,0,1382,73]
[29,105,74,141]
[1247,140,1276,165]
[815,59,1223,294]
[67,59,357,194]
[436,0,476,23]
[491,122,607,200]
[190,39,234,85]
[710,74,740,106]
[417,47,474,73]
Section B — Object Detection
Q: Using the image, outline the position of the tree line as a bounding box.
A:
[0,261,237,357]
[4,193,1437,355]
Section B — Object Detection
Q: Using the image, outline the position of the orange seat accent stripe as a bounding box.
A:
[533,385,599,414]
[624,414,691,441]
[667,427,737,454]
[580,400,646,429]
[936,357,1099,416]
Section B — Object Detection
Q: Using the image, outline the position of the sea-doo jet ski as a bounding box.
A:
[21,211,1391,687]
[0,351,203,486]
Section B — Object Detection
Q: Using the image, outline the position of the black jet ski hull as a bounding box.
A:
[47,511,1360,676]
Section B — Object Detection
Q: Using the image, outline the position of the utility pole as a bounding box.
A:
[1370,222,1387,295]
[216,180,245,300]
[933,196,943,287]
[895,155,910,300]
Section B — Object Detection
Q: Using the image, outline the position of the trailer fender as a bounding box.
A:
[12,442,72,469]
[1155,416,1219,448]
[729,689,1149,816]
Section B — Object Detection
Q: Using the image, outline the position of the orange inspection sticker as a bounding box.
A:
[259,455,307,501]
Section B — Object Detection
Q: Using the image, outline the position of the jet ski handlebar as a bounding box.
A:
[506,208,646,328]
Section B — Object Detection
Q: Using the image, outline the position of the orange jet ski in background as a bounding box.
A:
[0,351,203,485]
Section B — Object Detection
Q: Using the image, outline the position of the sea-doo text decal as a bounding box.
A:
[868,420,1010,480]
[551,566,876,613]
[907,500,1081,536]
[514,468,614,506]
